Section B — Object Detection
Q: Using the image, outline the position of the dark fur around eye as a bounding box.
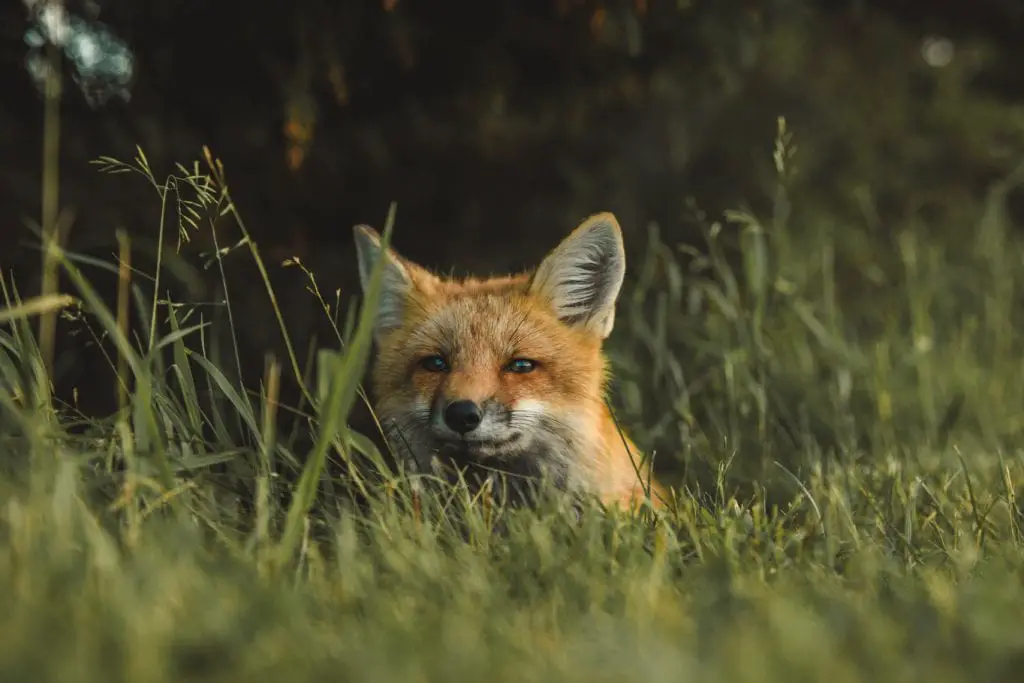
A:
[419,355,450,372]
[504,358,538,373]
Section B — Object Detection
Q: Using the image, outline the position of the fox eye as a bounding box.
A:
[419,355,450,373]
[504,358,537,374]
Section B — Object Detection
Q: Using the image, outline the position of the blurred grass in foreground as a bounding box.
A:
[4,129,1024,681]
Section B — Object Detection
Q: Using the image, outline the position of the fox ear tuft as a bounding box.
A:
[352,225,413,339]
[529,212,626,339]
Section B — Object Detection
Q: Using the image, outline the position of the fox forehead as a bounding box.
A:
[374,288,606,409]
[396,281,585,363]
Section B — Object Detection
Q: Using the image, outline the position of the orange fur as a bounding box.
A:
[352,212,667,510]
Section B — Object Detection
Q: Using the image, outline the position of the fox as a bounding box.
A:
[352,212,668,511]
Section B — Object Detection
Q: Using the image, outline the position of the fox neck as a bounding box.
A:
[565,402,642,492]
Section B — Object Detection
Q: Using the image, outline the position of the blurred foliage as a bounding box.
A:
[4,0,1024,425]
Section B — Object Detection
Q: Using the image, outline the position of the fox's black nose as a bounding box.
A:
[444,400,482,434]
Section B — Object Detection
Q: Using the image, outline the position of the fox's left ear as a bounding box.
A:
[529,212,626,339]
[353,225,415,340]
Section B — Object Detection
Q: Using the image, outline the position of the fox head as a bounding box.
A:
[352,213,628,494]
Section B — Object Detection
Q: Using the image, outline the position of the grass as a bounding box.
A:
[5,116,1024,681]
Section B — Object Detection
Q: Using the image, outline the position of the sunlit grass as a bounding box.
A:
[4,119,1024,680]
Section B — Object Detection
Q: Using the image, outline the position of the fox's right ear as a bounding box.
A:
[353,225,413,339]
[529,212,626,339]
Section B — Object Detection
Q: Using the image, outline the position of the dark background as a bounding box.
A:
[3,0,1024,437]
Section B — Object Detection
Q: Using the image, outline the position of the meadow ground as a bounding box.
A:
[4,140,1024,682]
